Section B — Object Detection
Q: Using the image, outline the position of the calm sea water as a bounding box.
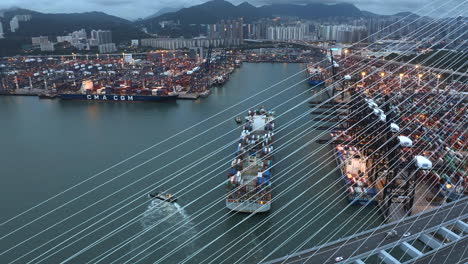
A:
[0,63,381,263]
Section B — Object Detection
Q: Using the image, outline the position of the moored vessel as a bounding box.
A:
[59,93,178,102]
[38,93,57,99]
[199,90,211,98]
[307,65,325,86]
[59,80,178,102]
[335,142,377,206]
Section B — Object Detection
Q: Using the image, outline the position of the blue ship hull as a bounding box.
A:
[59,94,178,102]
[309,80,325,86]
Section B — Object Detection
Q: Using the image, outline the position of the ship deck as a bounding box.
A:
[242,156,262,176]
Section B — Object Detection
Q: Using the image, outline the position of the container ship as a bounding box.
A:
[59,80,178,102]
[306,64,325,86]
[334,138,377,206]
[226,108,275,213]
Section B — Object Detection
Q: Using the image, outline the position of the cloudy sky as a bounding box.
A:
[0,0,460,20]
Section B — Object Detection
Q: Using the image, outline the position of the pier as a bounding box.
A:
[0,49,240,101]
[305,50,467,226]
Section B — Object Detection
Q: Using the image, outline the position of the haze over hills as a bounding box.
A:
[137,0,422,34]
[144,7,183,20]
[0,0,422,38]
[0,8,148,56]
[0,8,148,42]
[141,0,367,25]
[0,0,426,56]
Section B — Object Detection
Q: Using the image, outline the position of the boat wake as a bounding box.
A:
[128,199,197,262]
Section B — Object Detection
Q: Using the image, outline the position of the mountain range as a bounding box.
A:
[144,7,182,20]
[0,0,423,56]
[141,0,366,25]
[0,0,421,39]
[0,8,147,42]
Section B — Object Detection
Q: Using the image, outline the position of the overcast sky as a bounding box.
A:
[0,0,462,20]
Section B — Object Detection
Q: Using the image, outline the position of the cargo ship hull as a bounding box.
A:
[226,200,270,213]
[59,94,178,102]
[309,80,325,86]
[226,108,275,213]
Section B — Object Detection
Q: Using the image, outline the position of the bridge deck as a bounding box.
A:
[264,197,468,264]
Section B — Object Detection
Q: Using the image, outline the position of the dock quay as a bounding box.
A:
[0,89,42,96]
[310,54,467,224]
[0,49,240,102]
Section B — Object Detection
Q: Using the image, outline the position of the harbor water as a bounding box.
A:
[0,63,382,263]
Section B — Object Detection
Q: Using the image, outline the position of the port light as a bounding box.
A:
[347,173,353,179]
[446,184,452,189]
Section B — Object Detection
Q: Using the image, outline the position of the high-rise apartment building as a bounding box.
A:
[91,30,98,40]
[55,29,114,50]
[71,29,87,40]
[57,35,73,43]
[96,30,112,45]
[141,38,228,49]
[207,18,243,45]
[266,24,307,41]
[32,36,49,46]
[318,25,368,43]
[90,30,112,45]
[40,42,55,52]
[0,21,4,38]
[10,15,31,32]
[98,43,117,53]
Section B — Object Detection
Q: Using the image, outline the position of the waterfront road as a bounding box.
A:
[351,55,468,78]
[290,41,468,78]
[265,197,468,264]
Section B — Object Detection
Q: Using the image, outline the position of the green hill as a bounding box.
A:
[139,0,365,30]
[0,8,148,56]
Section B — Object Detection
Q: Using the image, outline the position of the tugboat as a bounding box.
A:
[199,90,211,98]
[38,92,57,99]
[149,191,177,203]
[235,116,242,124]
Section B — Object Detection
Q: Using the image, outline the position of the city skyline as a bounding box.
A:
[0,0,461,20]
